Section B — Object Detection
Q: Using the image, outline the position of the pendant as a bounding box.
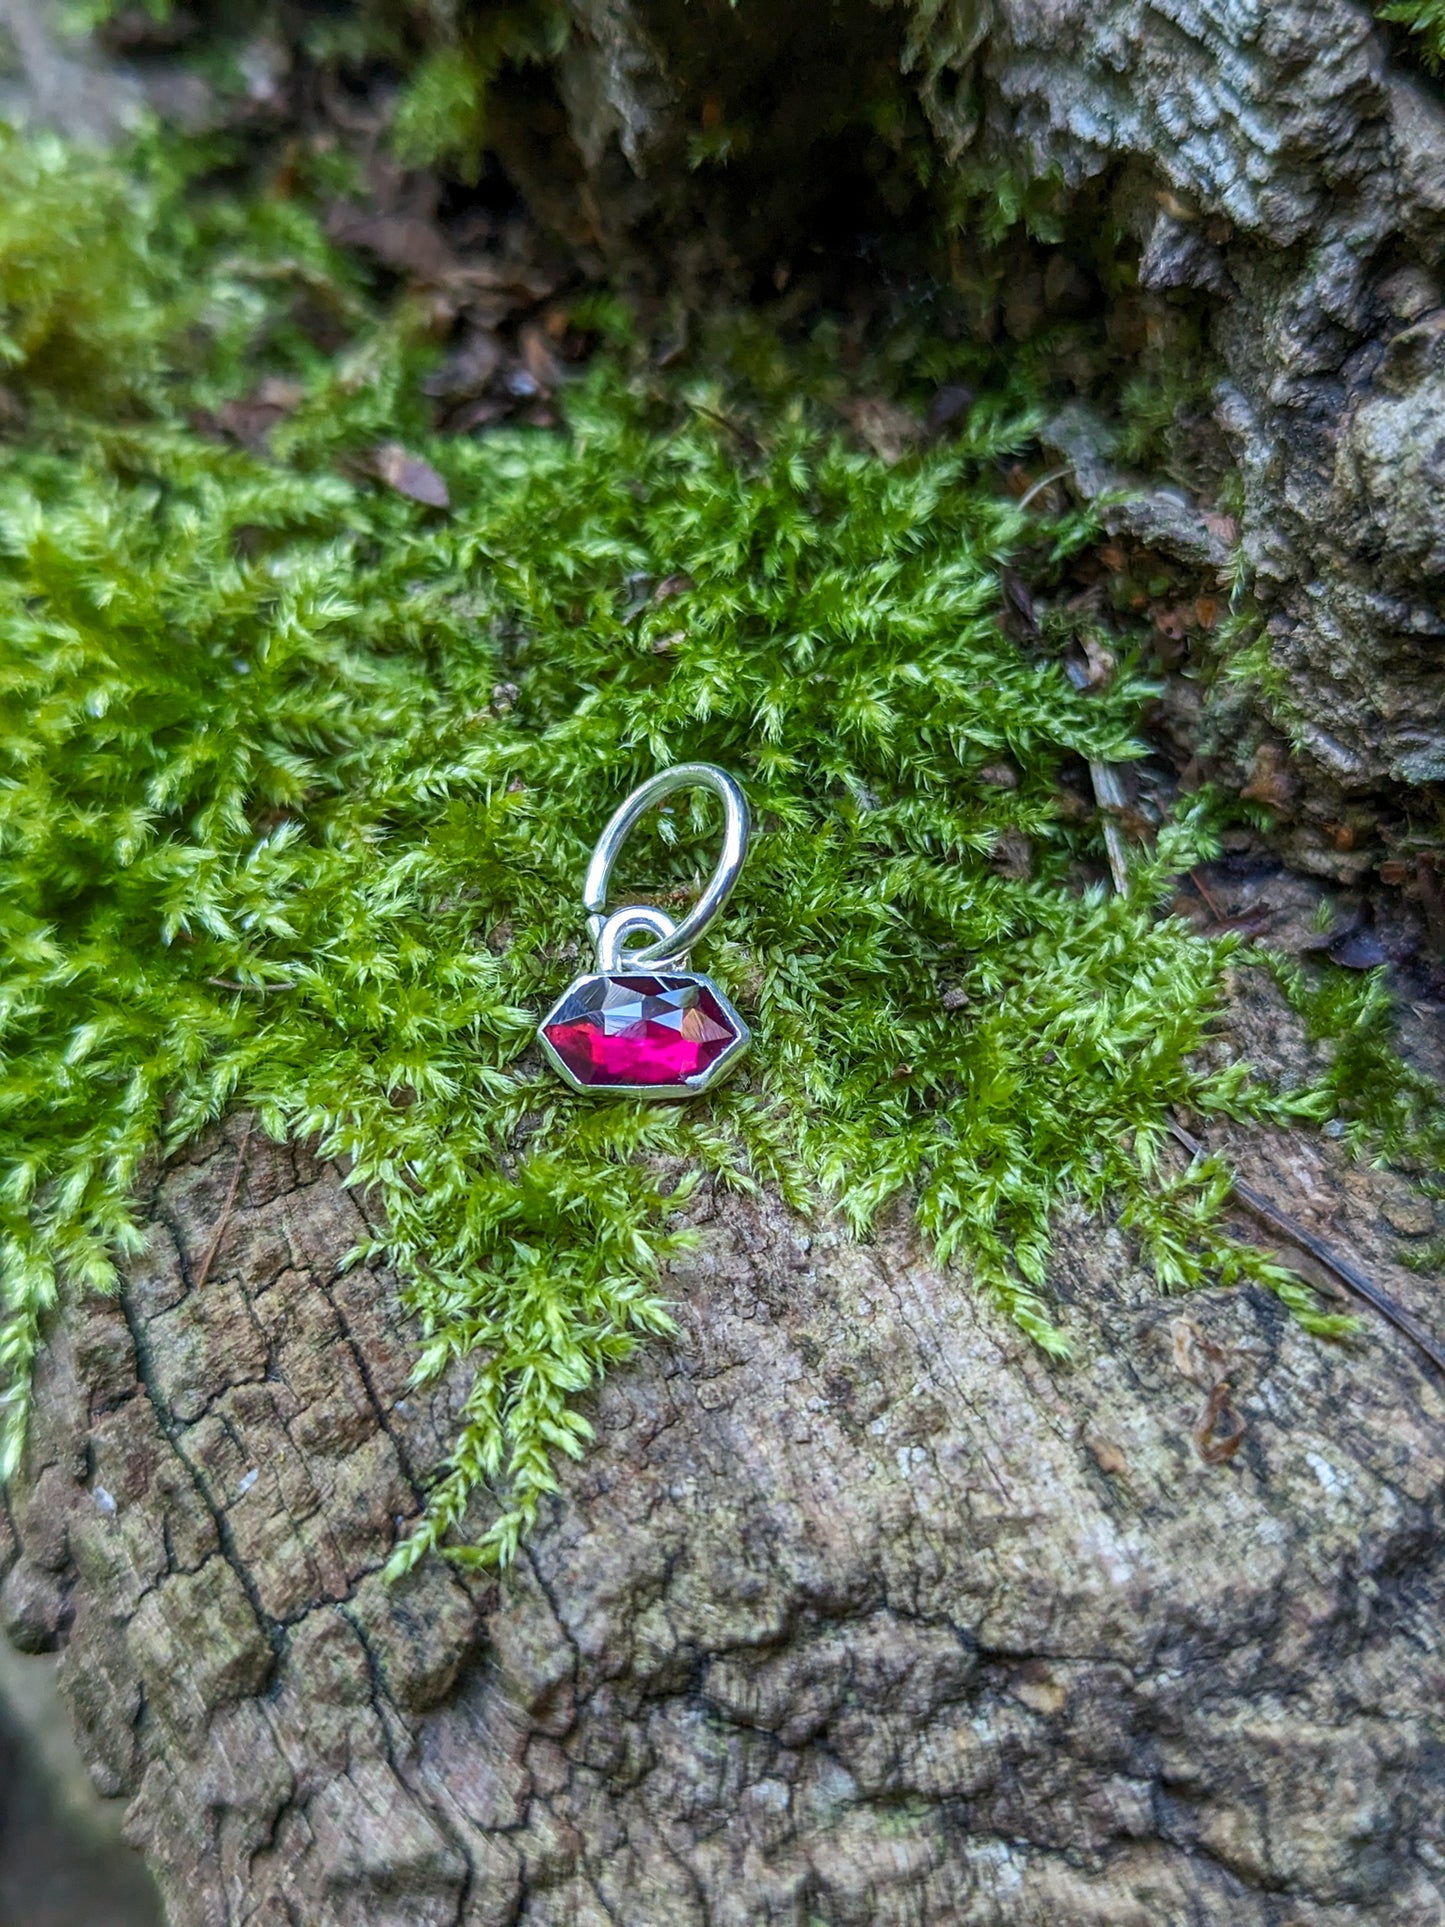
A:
[538,764,751,1099]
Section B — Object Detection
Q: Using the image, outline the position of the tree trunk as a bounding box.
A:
[3,933,1445,1925]
[541,0,1445,851]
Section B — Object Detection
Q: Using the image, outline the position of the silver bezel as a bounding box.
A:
[537,970,751,1100]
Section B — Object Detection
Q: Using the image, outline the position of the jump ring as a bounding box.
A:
[596,907,680,971]
[583,764,749,967]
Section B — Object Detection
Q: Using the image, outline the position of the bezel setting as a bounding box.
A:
[538,970,750,1099]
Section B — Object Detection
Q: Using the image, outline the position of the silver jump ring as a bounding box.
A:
[596,906,679,971]
[583,764,750,968]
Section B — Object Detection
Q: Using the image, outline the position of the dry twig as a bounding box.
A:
[193,1116,254,1292]
[1167,1120,1445,1380]
[1088,761,1131,895]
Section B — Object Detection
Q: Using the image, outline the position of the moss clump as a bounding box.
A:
[390,10,570,179]
[1377,0,1445,69]
[1270,955,1445,1275]
[0,126,1375,1575]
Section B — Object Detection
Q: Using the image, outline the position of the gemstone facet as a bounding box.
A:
[538,972,748,1095]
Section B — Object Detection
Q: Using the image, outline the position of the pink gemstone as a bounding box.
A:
[542,974,740,1087]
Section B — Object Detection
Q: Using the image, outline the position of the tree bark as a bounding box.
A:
[545,0,1445,843]
[3,921,1445,1925]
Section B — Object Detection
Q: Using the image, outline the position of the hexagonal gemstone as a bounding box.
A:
[542,973,739,1086]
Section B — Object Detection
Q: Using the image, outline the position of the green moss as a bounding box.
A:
[0,126,192,408]
[1273,960,1445,1163]
[1272,955,1445,1278]
[390,9,570,179]
[1377,0,1445,70]
[0,126,1392,1579]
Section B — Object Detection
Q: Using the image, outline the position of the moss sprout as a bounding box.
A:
[390,10,570,179]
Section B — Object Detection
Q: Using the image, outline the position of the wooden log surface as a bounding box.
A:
[3,934,1444,1925]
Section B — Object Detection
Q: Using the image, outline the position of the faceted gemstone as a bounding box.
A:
[541,973,741,1087]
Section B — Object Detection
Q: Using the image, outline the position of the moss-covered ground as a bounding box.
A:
[0,127,1438,1572]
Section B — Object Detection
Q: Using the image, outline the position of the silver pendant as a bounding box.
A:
[537,764,751,1099]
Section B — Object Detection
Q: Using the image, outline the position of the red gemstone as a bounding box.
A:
[542,974,741,1087]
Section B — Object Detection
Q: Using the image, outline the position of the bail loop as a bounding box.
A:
[583,764,749,968]
[596,907,681,971]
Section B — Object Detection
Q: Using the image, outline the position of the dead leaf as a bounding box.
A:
[840,396,921,465]
[1239,742,1297,813]
[1172,1317,1248,1462]
[653,573,695,603]
[926,384,974,438]
[1193,1380,1246,1463]
[1066,584,1106,618]
[371,443,450,509]
[977,761,1018,790]
[1201,509,1240,550]
[1079,634,1117,689]
[520,324,562,393]
[1329,924,1388,970]
[214,377,306,452]
[442,260,559,304]
[1001,567,1038,637]
[423,332,501,402]
[327,206,453,280]
[990,827,1033,879]
[1152,604,1193,643]
[449,396,513,435]
[1172,1316,1228,1387]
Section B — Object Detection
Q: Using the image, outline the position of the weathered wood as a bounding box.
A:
[3,948,1444,1924]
